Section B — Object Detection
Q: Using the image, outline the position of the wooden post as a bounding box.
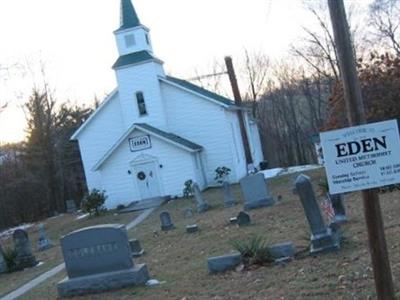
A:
[327,1,395,299]
[224,56,253,168]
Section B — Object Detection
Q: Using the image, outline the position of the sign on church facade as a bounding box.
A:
[129,135,151,152]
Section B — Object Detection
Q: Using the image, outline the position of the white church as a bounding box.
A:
[72,0,264,208]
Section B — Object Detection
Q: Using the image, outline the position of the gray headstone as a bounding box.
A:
[13,229,37,270]
[183,207,193,219]
[222,181,236,207]
[329,193,347,224]
[193,183,210,213]
[240,173,274,210]
[295,174,340,254]
[57,224,149,298]
[0,244,6,273]
[37,224,53,251]
[207,253,242,274]
[266,242,295,259]
[66,200,77,213]
[186,224,199,233]
[160,212,174,231]
[129,239,144,257]
[236,211,251,226]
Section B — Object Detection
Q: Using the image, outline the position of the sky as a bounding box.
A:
[0,0,367,143]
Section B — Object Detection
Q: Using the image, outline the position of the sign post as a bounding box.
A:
[327,1,395,299]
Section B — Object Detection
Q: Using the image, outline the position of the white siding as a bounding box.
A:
[161,82,238,185]
[115,62,167,129]
[114,26,153,56]
[78,93,125,191]
[99,130,197,208]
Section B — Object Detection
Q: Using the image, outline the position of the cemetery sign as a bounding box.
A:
[320,119,400,194]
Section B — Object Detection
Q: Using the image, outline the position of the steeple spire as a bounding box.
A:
[119,0,140,30]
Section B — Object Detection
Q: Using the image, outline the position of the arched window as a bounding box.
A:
[136,92,147,116]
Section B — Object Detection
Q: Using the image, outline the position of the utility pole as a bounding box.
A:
[327,1,395,299]
[224,56,253,170]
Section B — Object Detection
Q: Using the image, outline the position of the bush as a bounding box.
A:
[214,166,231,184]
[3,247,17,272]
[81,189,107,216]
[183,180,194,198]
[231,236,272,266]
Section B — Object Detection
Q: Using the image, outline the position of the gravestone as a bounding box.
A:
[129,239,144,257]
[295,174,340,254]
[329,193,347,224]
[222,181,236,207]
[66,200,77,213]
[37,224,53,251]
[13,229,37,270]
[186,224,199,233]
[193,183,210,213]
[0,244,6,273]
[183,207,193,219]
[207,253,242,274]
[229,217,238,225]
[57,224,149,298]
[236,211,251,226]
[160,212,174,231]
[240,173,274,210]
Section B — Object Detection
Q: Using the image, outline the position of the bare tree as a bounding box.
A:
[369,0,400,55]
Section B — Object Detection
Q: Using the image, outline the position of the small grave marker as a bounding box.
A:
[0,244,6,273]
[222,181,236,207]
[329,194,347,224]
[65,200,77,213]
[186,224,199,233]
[37,224,53,251]
[13,229,37,270]
[129,239,144,257]
[236,211,251,226]
[193,183,210,213]
[160,212,174,231]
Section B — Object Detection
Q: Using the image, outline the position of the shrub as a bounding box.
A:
[183,180,194,198]
[3,247,17,272]
[214,166,231,184]
[231,235,272,266]
[81,189,107,216]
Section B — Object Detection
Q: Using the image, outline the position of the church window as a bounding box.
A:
[124,34,136,47]
[145,33,150,45]
[136,92,147,116]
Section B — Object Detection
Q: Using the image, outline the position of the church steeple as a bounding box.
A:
[114,0,154,57]
[119,0,140,30]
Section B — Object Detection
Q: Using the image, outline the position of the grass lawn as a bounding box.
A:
[8,168,400,299]
[0,209,140,298]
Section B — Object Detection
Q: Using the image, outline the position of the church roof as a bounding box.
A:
[164,76,237,107]
[92,123,202,171]
[118,0,141,31]
[112,50,159,69]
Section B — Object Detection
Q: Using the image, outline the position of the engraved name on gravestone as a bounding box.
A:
[193,183,210,213]
[222,181,236,207]
[13,229,37,269]
[57,224,149,298]
[240,173,274,210]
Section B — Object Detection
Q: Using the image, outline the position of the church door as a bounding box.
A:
[134,161,161,200]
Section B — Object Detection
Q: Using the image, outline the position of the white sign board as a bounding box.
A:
[320,119,400,194]
[129,135,151,152]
